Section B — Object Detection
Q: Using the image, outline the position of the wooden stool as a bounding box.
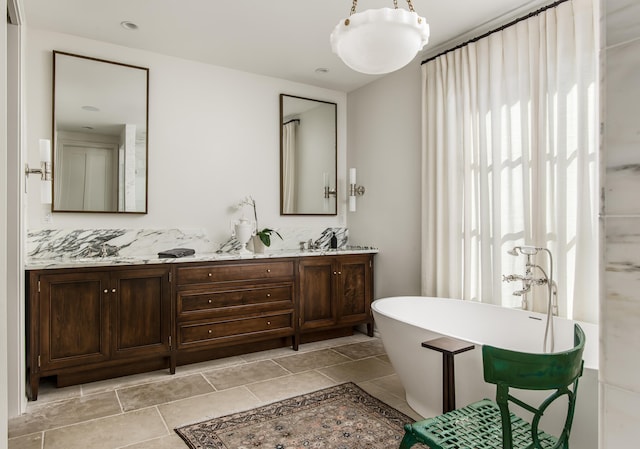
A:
[421,337,475,413]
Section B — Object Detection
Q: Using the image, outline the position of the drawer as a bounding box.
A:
[178,284,293,316]
[179,313,293,344]
[176,261,294,285]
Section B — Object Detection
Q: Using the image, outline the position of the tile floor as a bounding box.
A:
[8,333,423,449]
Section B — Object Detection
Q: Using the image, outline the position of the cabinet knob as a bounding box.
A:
[267,321,271,325]
[112,288,116,293]
[266,269,271,273]
[103,289,108,293]
[266,293,271,298]
[208,299,212,304]
[338,272,342,275]
[208,273,212,277]
[208,329,212,334]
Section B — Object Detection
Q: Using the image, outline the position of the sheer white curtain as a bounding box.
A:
[421,0,598,322]
[282,121,298,213]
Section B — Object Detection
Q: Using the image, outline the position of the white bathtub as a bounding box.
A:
[371,296,599,449]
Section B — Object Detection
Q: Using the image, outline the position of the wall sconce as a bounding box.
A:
[323,172,337,198]
[349,168,365,212]
[25,139,53,204]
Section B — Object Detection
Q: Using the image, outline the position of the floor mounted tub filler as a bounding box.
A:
[371,296,599,449]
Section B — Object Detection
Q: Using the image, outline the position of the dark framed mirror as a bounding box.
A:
[52,51,149,213]
[280,94,337,215]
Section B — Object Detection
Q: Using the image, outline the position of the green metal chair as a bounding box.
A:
[400,324,585,449]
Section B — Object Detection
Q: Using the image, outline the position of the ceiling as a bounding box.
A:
[19,0,550,92]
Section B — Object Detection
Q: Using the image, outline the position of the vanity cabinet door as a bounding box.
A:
[299,257,337,331]
[298,254,374,335]
[37,271,111,372]
[111,267,171,359]
[335,255,372,326]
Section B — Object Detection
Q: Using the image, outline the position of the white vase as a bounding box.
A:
[252,235,266,254]
[234,219,254,255]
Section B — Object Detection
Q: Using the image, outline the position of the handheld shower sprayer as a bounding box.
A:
[508,245,540,256]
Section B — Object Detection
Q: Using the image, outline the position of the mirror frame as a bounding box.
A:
[279,94,337,216]
[52,50,150,214]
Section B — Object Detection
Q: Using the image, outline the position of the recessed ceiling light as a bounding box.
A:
[81,105,100,112]
[315,68,329,74]
[120,21,139,31]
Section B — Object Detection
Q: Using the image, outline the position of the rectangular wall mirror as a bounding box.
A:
[52,51,149,213]
[280,94,337,215]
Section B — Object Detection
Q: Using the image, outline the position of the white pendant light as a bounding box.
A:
[330,0,430,75]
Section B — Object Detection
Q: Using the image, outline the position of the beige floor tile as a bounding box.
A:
[239,346,298,362]
[117,374,214,412]
[18,335,410,448]
[317,357,395,383]
[358,379,423,421]
[159,386,262,429]
[118,433,188,448]
[246,370,336,403]
[367,373,406,399]
[172,355,246,376]
[202,359,289,390]
[273,348,351,373]
[43,408,168,449]
[81,369,176,396]
[9,392,122,438]
[8,432,43,449]
[29,378,82,406]
[333,338,386,359]
[295,333,372,352]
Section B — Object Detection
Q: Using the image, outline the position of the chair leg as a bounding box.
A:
[399,427,420,449]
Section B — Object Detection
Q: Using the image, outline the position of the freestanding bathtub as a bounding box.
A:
[371,296,599,449]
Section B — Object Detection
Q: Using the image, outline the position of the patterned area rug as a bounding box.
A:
[175,382,424,449]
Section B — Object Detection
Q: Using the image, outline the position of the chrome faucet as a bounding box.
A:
[503,245,556,353]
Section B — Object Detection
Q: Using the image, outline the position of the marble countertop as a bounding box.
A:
[25,247,379,270]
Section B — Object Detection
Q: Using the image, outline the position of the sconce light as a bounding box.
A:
[25,139,53,204]
[349,168,366,212]
[323,172,337,199]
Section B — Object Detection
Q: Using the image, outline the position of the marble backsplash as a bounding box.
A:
[26,227,350,261]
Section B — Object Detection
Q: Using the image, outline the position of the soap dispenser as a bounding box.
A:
[330,232,338,249]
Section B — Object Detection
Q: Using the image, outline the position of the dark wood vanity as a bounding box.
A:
[26,253,374,400]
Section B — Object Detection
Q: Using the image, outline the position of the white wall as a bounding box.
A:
[600,0,640,445]
[347,59,423,299]
[24,28,348,237]
[1,0,9,444]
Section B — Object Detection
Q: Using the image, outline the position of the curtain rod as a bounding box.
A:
[421,0,570,65]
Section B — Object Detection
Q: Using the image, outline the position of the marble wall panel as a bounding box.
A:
[604,38,640,215]
[606,0,640,46]
[603,217,640,390]
[602,384,640,447]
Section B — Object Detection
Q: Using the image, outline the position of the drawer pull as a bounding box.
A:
[112,288,116,293]
[266,293,271,298]
[266,269,271,273]
[267,321,271,325]
[208,329,212,334]
[208,273,212,277]
[208,299,212,304]
[334,271,337,275]
[103,289,108,293]
[338,272,342,275]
